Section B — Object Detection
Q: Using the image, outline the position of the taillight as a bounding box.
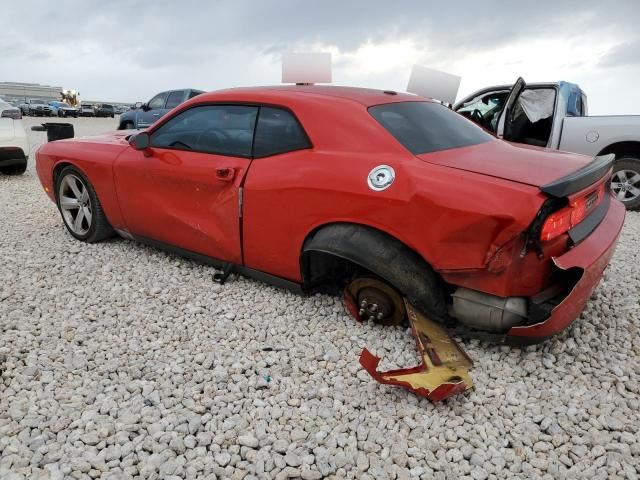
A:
[1,109,22,120]
[540,183,605,241]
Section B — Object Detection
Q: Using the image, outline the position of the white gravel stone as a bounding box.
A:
[0,117,639,478]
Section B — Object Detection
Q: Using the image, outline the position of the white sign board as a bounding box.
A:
[407,65,461,104]
[282,52,332,84]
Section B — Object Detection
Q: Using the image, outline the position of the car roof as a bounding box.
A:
[197,85,425,107]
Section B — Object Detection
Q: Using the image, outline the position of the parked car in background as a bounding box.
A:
[49,101,78,118]
[0,99,30,175]
[456,78,640,210]
[36,85,624,345]
[20,99,52,117]
[78,104,95,117]
[118,88,204,129]
[95,104,115,118]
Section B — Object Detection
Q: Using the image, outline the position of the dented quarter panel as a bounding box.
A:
[242,94,547,287]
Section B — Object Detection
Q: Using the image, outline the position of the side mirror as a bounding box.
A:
[134,101,143,110]
[130,132,151,151]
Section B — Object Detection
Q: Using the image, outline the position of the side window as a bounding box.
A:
[165,91,185,110]
[148,92,168,110]
[150,105,258,158]
[253,107,311,157]
[188,90,203,99]
[576,96,583,117]
[566,90,586,117]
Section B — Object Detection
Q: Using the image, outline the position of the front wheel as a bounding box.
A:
[56,167,114,242]
[611,158,640,211]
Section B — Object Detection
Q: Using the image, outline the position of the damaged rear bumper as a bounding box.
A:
[359,300,474,401]
[506,198,625,343]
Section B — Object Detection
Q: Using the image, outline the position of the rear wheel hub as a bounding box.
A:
[345,278,406,326]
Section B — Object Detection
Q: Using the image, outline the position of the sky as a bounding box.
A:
[2,0,640,114]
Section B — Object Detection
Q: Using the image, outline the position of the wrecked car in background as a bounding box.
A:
[456,78,640,210]
[36,85,624,397]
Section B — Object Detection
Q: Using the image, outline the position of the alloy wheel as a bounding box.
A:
[611,169,640,203]
[59,174,93,235]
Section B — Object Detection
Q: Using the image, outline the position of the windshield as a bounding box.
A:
[456,91,509,131]
[31,100,45,104]
[60,102,71,108]
[369,101,494,155]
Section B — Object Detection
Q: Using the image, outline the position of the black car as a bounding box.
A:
[95,104,115,118]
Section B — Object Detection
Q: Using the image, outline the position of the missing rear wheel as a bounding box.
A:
[345,277,406,326]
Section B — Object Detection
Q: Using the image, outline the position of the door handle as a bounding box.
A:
[215,168,235,182]
[152,113,160,116]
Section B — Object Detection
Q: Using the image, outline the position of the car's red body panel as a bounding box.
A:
[35,85,625,342]
[416,141,590,187]
[113,148,250,264]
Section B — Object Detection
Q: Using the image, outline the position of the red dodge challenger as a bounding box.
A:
[36,86,625,344]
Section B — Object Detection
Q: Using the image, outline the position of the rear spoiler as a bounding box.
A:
[540,154,614,198]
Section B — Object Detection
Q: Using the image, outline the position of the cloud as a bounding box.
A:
[0,0,639,114]
[599,40,640,67]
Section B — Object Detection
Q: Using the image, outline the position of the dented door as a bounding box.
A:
[114,147,250,264]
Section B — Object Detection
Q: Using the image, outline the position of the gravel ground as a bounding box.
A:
[1,117,639,480]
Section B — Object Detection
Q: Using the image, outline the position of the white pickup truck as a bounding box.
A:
[455,78,640,210]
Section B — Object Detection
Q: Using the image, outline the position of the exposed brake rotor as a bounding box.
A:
[344,277,406,326]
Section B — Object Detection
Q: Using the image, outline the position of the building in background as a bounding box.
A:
[0,82,63,102]
[0,81,132,110]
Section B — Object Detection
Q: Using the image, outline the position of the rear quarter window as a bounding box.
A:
[253,107,311,157]
[369,101,494,155]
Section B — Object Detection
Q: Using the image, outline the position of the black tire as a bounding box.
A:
[121,121,135,130]
[611,157,640,211]
[56,166,114,243]
[0,163,27,176]
[303,224,448,322]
